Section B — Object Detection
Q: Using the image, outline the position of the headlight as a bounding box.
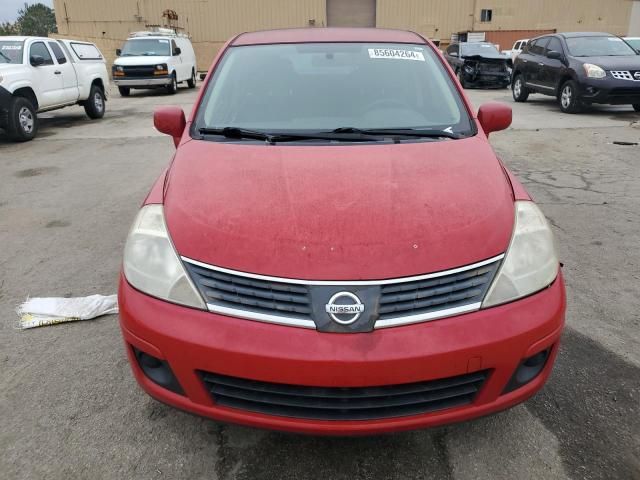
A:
[583,63,606,79]
[115,65,123,72]
[156,64,166,71]
[482,201,559,308]
[123,205,205,309]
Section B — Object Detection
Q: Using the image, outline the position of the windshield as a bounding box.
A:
[0,41,24,64]
[120,38,170,56]
[625,38,640,51]
[566,36,637,57]
[461,43,501,56]
[194,42,472,139]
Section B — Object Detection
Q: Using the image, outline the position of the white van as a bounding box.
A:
[112,29,197,96]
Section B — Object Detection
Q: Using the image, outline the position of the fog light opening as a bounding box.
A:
[503,348,551,394]
[132,347,184,395]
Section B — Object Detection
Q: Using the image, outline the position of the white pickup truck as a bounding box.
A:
[0,36,109,141]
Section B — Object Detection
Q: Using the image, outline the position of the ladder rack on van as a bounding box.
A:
[129,28,189,39]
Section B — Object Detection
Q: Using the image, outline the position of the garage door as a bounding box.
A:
[327,0,376,27]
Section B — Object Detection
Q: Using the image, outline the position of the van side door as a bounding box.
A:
[171,39,185,81]
[48,41,79,103]
[28,41,64,109]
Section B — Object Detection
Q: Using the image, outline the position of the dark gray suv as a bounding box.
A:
[511,32,640,113]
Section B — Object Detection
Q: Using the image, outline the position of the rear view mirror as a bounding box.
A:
[116,48,122,56]
[547,50,562,60]
[154,106,186,147]
[477,102,512,136]
[173,47,181,56]
[30,55,45,67]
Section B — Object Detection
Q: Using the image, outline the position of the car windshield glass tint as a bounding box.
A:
[0,41,24,63]
[121,39,170,56]
[566,36,637,56]
[625,39,640,51]
[461,43,500,56]
[195,42,472,136]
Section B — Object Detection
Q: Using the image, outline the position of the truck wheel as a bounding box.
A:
[84,85,106,119]
[7,96,38,142]
[512,74,529,102]
[559,80,582,114]
[166,73,178,95]
[187,69,196,88]
[633,104,640,112]
[118,86,130,97]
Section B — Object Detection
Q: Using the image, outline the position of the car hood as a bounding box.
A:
[163,136,515,280]
[575,55,640,70]
[113,56,170,66]
[0,63,25,74]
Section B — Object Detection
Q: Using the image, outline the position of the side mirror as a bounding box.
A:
[173,47,181,56]
[477,102,512,136]
[116,48,122,56]
[547,50,562,60]
[154,106,186,147]
[30,55,45,67]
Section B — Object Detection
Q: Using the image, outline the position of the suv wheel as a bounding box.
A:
[512,74,529,102]
[7,96,38,142]
[633,104,640,112]
[187,69,196,88]
[166,73,178,95]
[559,80,582,114]
[118,86,130,97]
[84,85,106,119]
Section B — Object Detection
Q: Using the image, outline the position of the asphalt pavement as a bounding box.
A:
[1,85,639,480]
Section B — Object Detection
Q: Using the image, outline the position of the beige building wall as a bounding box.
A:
[377,0,634,44]
[52,0,637,67]
[53,0,326,68]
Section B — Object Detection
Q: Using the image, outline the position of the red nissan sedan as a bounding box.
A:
[118,28,565,435]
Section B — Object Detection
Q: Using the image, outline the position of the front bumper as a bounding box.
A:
[462,72,510,88]
[578,77,640,105]
[113,76,171,87]
[118,273,566,435]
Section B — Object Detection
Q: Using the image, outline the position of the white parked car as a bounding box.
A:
[113,29,197,96]
[0,36,109,141]
[502,39,529,62]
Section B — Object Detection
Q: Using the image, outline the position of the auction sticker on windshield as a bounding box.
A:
[368,48,425,61]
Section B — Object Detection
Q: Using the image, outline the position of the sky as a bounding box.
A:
[0,0,53,23]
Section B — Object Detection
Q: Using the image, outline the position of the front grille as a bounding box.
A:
[185,262,312,319]
[610,70,640,81]
[183,255,502,329]
[122,66,158,77]
[378,263,498,320]
[200,370,488,420]
[479,63,507,73]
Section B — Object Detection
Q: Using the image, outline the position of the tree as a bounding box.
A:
[0,22,20,35]
[15,3,57,37]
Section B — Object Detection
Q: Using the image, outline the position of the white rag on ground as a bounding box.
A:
[17,294,118,329]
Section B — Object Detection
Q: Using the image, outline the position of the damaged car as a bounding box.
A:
[445,42,511,88]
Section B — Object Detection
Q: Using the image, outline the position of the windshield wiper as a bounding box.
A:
[330,127,463,140]
[0,51,12,63]
[198,127,382,144]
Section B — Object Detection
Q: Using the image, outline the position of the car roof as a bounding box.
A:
[232,28,425,46]
[0,36,50,42]
[558,32,616,39]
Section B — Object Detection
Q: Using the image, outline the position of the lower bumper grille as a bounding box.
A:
[200,370,488,420]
